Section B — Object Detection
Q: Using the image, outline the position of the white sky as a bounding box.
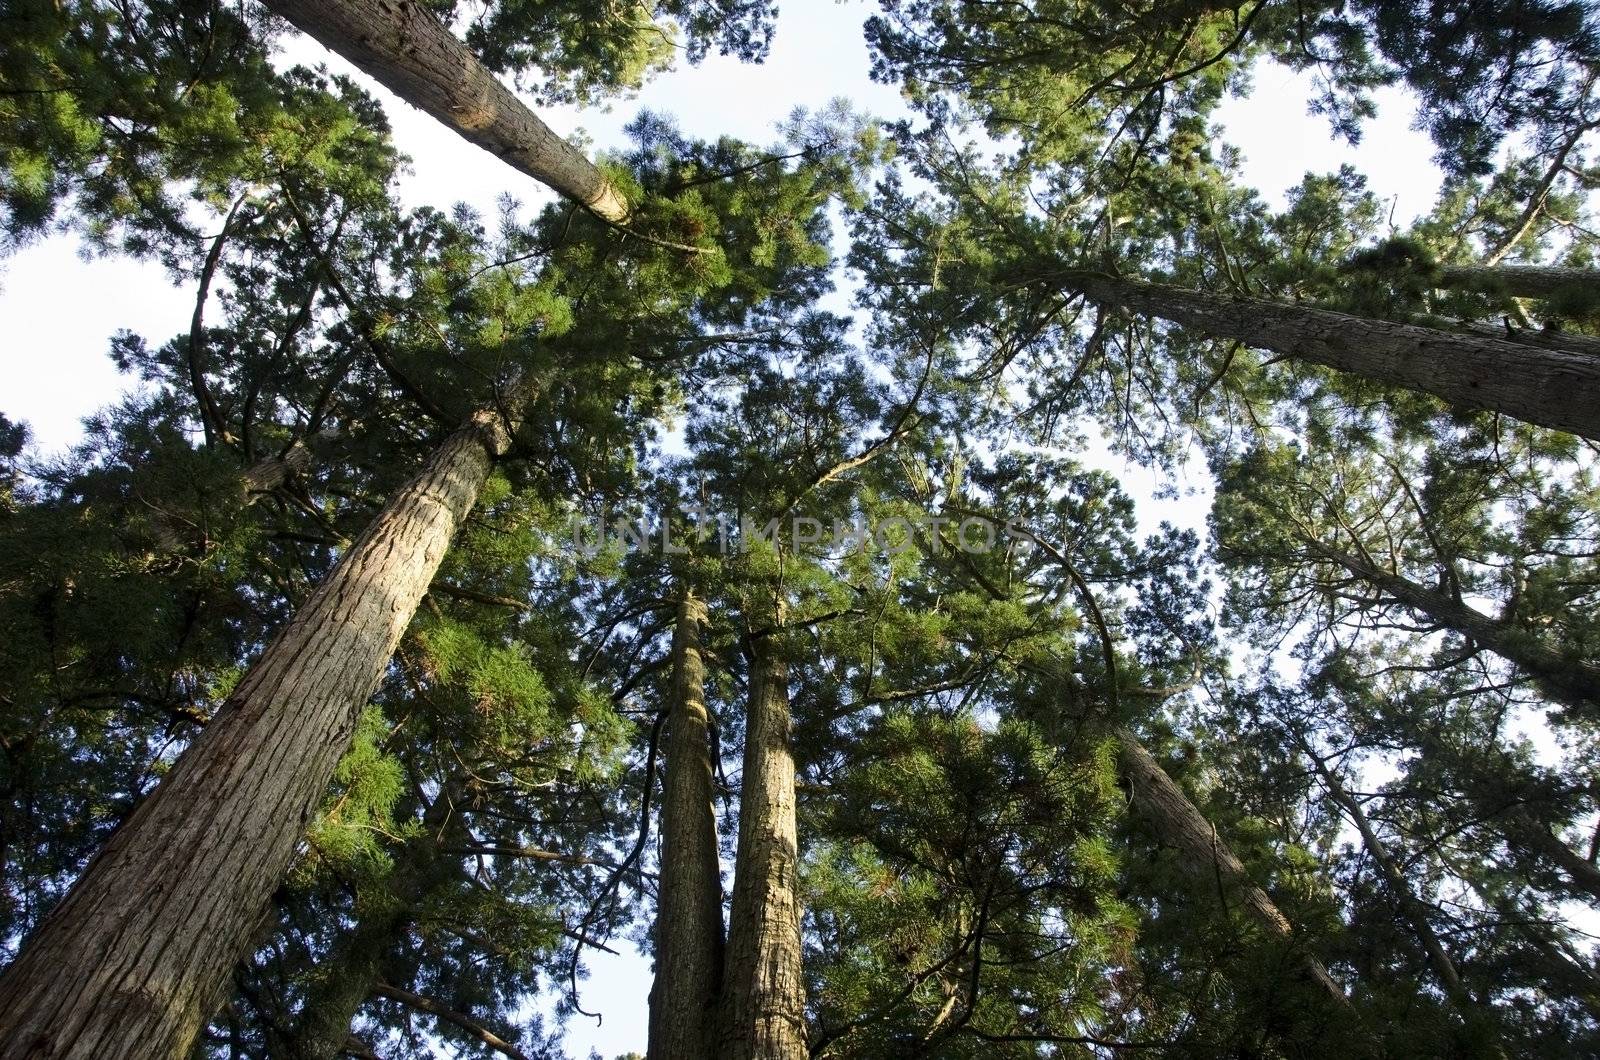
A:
[0,4,1456,1058]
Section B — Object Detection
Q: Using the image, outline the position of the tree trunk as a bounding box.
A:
[1509,811,1600,903]
[1073,273,1600,440]
[1454,319,1600,360]
[282,902,408,1060]
[240,430,336,498]
[648,589,725,1060]
[262,0,628,223]
[1438,264,1600,301]
[1310,756,1511,1058]
[0,378,537,1060]
[719,636,807,1060]
[1305,752,1478,1018]
[1306,539,1600,718]
[280,786,462,1060]
[1115,730,1355,1012]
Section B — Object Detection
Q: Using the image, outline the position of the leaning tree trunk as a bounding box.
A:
[1508,810,1600,904]
[1437,264,1600,301]
[280,786,464,1060]
[1115,731,1355,1013]
[1307,755,1466,997]
[1455,319,1600,360]
[648,589,726,1060]
[1072,272,1600,440]
[0,378,537,1060]
[1313,762,1510,1058]
[1305,539,1600,718]
[263,0,628,222]
[719,635,807,1060]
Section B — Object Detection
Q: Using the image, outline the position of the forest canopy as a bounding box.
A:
[1,1,1599,1058]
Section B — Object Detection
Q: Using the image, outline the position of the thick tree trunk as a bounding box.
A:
[1438,264,1600,301]
[0,379,536,1060]
[719,636,807,1060]
[1455,319,1600,360]
[1074,273,1600,440]
[262,0,628,222]
[1115,730,1354,1011]
[1307,540,1600,718]
[648,589,725,1060]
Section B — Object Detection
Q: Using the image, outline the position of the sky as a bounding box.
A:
[0,4,1455,1058]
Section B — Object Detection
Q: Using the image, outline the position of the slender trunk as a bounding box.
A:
[648,589,725,1060]
[1437,264,1600,301]
[1074,272,1600,440]
[1311,757,1508,1057]
[1301,748,1486,1024]
[262,0,628,223]
[1306,540,1600,718]
[1115,730,1355,1012]
[1523,927,1600,1015]
[719,636,806,1060]
[188,196,246,448]
[0,378,536,1060]
[1482,112,1593,266]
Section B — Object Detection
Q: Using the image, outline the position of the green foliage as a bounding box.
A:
[7,1,1600,1055]
[453,0,777,105]
[300,708,405,883]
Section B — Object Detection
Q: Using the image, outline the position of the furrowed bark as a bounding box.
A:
[1306,539,1600,718]
[1073,273,1600,440]
[1115,730,1355,1012]
[1455,319,1600,360]
[648,589,725,1060]
[262,0,628,222]
[719,635,806,1060]
[0,377,537,1060]
[1438,264,1600,301]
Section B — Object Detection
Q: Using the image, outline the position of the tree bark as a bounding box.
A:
[648,589,725,1060]
[280,787,462,1060]
[283,902,408,1060]
[262,0,628,223]
[1454,319,1600,360]
[1305,540,1600,718]
[1073,272,1600,440]
[719,635,807,1060]
[0,377,537,1060]
[1115,730,1355,1012]
[240,430,333,498]
[1438,264,1600,301]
